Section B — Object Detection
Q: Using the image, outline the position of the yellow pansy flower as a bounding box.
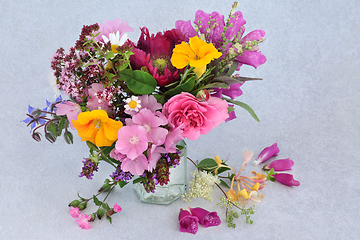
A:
[72,110,123,147]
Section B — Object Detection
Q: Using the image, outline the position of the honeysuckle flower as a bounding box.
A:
[115,125,148,159]
[248,191,262,203]
[273,173,300,186]
[69,206,81,218]
[253,143,279,166]
[237,188,249,199]
[55,101,81,129]
[124,96,141,112]
[178,209,199,234]
[72,109,123,147]
[102,31,128,53]
[113,203,122,213]
[263,158,294,171]
[171,36,222,77]
[226,189,238,202]
[76,213,92,230]
[189,207,221,228]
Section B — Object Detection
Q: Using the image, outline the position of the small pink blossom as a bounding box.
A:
[253,143,279,166]
[76,213,92,230]
[120,154,148,175]
[113,203,122,213]
[273,173,300,186]
[69,206,81,218]
[55,101,81,129]
[115,125,148,160]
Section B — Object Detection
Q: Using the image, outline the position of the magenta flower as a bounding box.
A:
[120,154,148,175]
[55,101,81,129]
[273,173,300,186]
[76,213,92,230]
[69,206,81,218]
[115,125,148,159]
[178,209,199,234]
[212,82,244,100]
[189,207,221,228]
[253,143,279,166]
[113,203,122,213]
[264,158,294,171]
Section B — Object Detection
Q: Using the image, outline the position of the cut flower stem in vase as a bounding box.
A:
[134,140,187,205]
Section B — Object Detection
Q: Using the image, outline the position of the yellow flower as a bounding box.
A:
[237,188,249,200]
[72,110,123,147]
[170,36,222,77]
[226,189,238,202]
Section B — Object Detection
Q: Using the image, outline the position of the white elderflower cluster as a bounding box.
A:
[182,171,220,202]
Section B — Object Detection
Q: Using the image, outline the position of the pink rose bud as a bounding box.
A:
[273,173,300,186]
[178,209,199,234]
[263,158,294,171]
[253,143,279,166]
[189,207,221,228]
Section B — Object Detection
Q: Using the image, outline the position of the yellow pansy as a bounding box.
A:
[72,110,123,147]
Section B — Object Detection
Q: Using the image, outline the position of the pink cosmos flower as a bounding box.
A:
[178,209,199,234]
[94,18,134,42]
[115,125,148,160]
[128,109,168,145]
[76,213,92,230]
[55,101,81,129]
[273,173,300,186]
[162,92,229,140]
[253,143,280,166]
[264,158,294,171]
[69,206,81,218]
[120,154,148,175]
[189,207,221,228]
[86,83,110,110]
[113,203,122,213]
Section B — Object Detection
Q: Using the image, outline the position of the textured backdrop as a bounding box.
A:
[1,0,359,239]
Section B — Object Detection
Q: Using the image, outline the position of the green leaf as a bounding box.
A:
[102,203,110,211]
[164,76,196,97]
[196,158,218,171]
[47,122,58,136]
[119,69,157,95]
[201,82,230,90]
[105,51,115,59]
[225,98,260,122]
[153,94,166,105]
[93,195,102,206]
[86,141,99,150]
[118,181,128,188]
[106,216,112,224]
[226,61,239,76]
[132,176,146,184]
[58,117,66,136]
[213,76,243,85]
[220,179,230,188]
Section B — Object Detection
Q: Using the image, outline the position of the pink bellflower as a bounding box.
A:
[189,207,221,228]
[178,209,199,234]
[253,143,279,166]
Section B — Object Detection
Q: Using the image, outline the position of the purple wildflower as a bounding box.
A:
[79,158,99,180]
[110,165,132,183]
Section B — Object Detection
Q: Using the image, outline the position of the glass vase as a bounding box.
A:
[134,140,187,205]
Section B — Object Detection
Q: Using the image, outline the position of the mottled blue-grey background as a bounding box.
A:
[1,0,359,239]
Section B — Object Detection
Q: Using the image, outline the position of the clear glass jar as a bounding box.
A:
[134,140,187,205]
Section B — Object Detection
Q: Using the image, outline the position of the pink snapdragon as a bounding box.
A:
[253,143,279,166]
[178,209,199,234]
[55,101,81,129]
[273,173,300,186]
[115,125,148,159]
[189,207,221,228]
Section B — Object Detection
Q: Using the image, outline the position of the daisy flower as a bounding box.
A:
[102,31,128,53]
[124,96,141,112]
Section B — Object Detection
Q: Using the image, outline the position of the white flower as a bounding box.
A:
[125,96,141,112]
[182,171,220,202]
[102,31,128,53]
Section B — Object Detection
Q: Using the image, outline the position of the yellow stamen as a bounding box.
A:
[128,100,137,109]
[111,45,119,53]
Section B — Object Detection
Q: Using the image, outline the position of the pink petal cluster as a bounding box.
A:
[69,207,92,230]
[178,209,199,234]
[113,203,122,213]
[163,92,229,140]
[55,101,81,129]
[253,143,279,166]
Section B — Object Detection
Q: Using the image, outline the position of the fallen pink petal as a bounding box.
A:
[253,143,279,166]
[178,209,199,234]
[264,158,294,171]
[273,173,300,186]
[189,207,221,228]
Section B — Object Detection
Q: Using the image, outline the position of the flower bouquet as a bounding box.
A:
[21,2,298,231]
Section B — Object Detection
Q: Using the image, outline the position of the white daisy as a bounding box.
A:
[102,31,128,53]
[125,96,141,112]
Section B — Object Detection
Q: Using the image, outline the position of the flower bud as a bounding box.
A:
[64,131,73,144]
[31,132,42,142]
[97,208,106,219]
[106,209,115,217]
[68,200,81,207]
[78,202,87,210]
[31,108,42,118]
[196,90,210,101]
[45,132,56,143]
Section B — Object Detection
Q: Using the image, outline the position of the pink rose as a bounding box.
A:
[162,92,229,140]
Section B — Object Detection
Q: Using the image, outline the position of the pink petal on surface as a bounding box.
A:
[266,158,294,171]
[273,173,300,186]
[189,207,221,228]
[178,209,199,234]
